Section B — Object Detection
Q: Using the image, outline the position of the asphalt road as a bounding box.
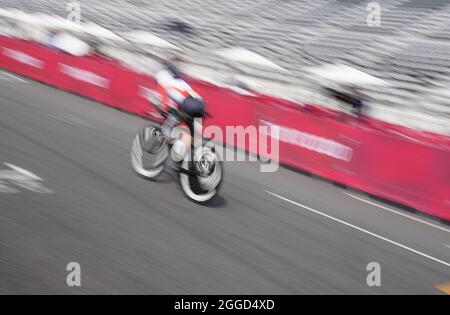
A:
[0,72,449,294]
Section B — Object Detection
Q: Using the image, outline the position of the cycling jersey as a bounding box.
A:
[155,69,199,112]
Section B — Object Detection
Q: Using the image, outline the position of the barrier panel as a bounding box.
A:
[188,79,260,152]
[55,54,117,105]
[356,125,450,220]
[190,81,450,220]
[0,37,56,84]
[0,35,448,221]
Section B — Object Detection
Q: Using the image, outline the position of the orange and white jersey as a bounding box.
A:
[155,69,200,111]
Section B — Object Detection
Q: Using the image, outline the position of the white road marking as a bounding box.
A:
[444,244,450,249]
[0,74,11,81]
[3,163,42,180]
[0,163,53,194]
[343,192,450,233]
[266,190,450,268]
[0,71,29,83]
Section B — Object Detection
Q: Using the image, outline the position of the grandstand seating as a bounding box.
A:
[0,0,449,134]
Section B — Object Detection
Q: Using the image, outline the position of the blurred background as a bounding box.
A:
[0,0,449,295]
[0,0,449,134]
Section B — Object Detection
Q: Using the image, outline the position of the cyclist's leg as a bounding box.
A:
[161,106,183,139]
[161,114,178,139]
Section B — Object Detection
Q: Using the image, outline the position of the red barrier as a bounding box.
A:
[56,54,116,105]
[0,37,57,84]
[188,79,260,151]
[187,81,450,220]
[357,125,450,220]
[0,36,448,220]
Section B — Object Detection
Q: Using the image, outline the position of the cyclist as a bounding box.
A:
[154,57,206,139]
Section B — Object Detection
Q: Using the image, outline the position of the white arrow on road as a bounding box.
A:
[0,163,53,193]
[0,163,43,181]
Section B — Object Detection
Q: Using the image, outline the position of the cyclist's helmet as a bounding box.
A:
[180,96,206,118]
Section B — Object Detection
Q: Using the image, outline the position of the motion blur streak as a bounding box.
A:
[0,78,448,294]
